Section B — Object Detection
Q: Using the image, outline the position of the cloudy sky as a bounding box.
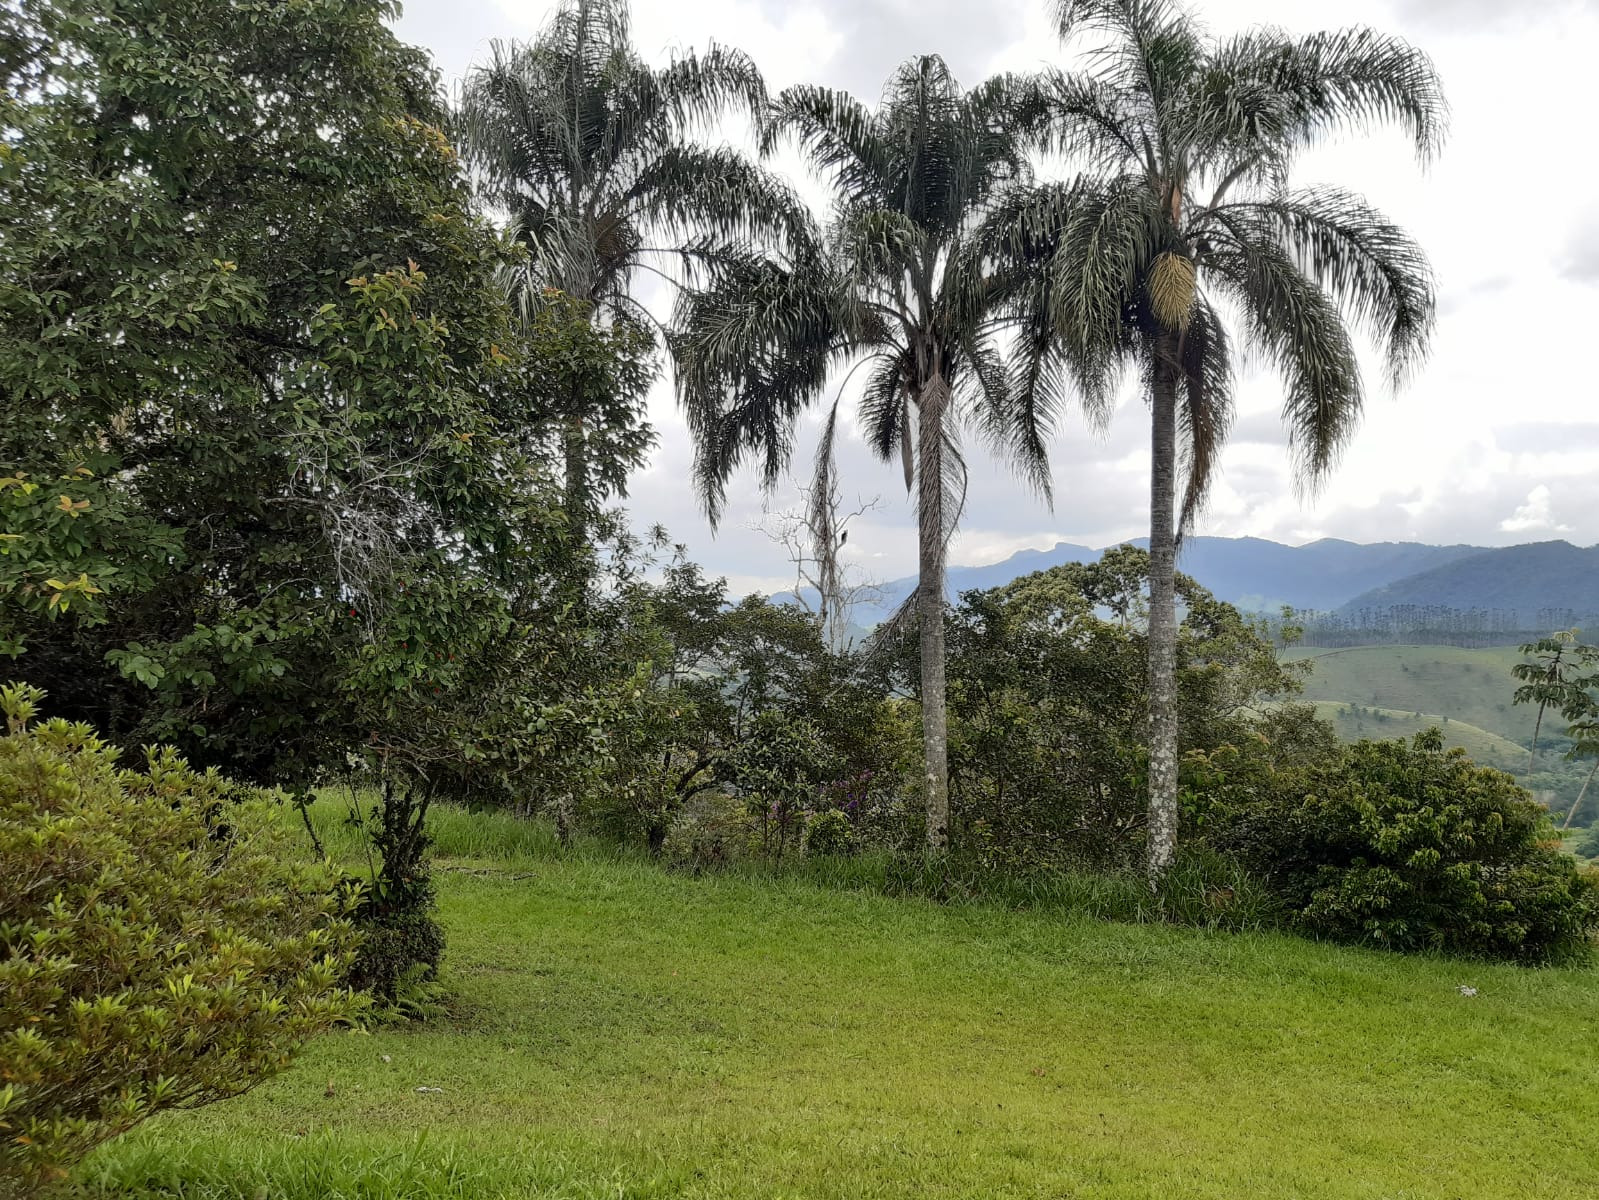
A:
[394,0,1599,594]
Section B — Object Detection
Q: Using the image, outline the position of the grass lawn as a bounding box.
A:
[84,809,1599,1199]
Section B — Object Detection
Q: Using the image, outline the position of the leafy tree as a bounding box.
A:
[935,546,1303,869]
[996,0,1443,878]
[1,0,666,989]
[594,556,903,853]
[672,56,1055,851]
[1,0,529,778]
[1511,630,1598,773]
[455,0,792,537]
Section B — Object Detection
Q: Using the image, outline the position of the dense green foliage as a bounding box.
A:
[1,0,519,779]
[0,686,355,1196]
[589,558,911,856]
[1,0,663,992]
[936,547,1303,869]
[76,807,1599,1200]
[1204,731,1599,962]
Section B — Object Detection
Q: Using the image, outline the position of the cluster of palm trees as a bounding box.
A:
[456,0,1445,879]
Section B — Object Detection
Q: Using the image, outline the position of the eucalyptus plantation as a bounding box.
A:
[671,57,1057,851]
[1000,0,1443,877]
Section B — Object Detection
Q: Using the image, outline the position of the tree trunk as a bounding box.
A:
[563,420,589,548]
[917,374,950,854]
[1145,332,1181,884]
[1562,758,1599,830]
[1529,703,1546,775]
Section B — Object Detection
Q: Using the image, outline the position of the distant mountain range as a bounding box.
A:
[829,536,1599,628]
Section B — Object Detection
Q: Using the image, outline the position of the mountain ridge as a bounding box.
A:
[832,535,1599,626]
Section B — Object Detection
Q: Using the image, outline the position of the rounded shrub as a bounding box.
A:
[346,905,445,1002]
[1576,824,1599,861]
[803,808,859,858]
[1207,730,1599,964]
[0,684,357,1195]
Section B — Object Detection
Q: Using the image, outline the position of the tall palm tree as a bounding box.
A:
[999,0,1444,879]
[671,56,1049,852]
[455,0,805,534]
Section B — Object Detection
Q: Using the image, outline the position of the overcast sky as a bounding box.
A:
[393,0,1599,594]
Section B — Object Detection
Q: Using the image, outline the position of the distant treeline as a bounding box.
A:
[1280,606,1597,648]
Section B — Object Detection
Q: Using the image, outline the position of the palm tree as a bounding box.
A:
[671,56,1050,852]
[1001,0,1444,879]
[455,0,805,534]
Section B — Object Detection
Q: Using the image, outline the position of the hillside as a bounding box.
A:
[1339,540,1599,621]
[855,535,1489,624]
[1286,644,1535,746]
[87,806,1599,1200]
[1304,701,1528,772]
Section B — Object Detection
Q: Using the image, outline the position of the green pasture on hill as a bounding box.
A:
[1302,700,1529,772]
[1284,644,1533,743]
[83,806,1599,1200]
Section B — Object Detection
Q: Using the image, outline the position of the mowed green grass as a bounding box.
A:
[81,807,1599,1200]
[1285,644,1537,747]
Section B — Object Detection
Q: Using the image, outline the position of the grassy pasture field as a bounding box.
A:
[80,802,1599,1200]
[1301,700,1529,772]
[1284,644,1535,747]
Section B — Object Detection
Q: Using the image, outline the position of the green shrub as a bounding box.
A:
[340,783,443,1005]
[1207,731,1599,964]
[346,906,444,1003]
[662,792,756,874]
[803,808,859,858]
[1576,825,1599,861]
[0,684,357,1196]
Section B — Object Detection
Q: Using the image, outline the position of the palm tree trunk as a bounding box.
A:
[1529,703,1545,774]
[1146,332,1181,883]
[1562,758,1599,830]
[917,374,950,853]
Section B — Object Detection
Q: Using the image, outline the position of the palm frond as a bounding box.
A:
[1043,175,1163,411]
[1202,187,1434,385]
[858,354,913,475]
[1212,26,1447,163]
[1176,294,1233,534]
[649,41,768,132]
[763,85,891,199]
[623,144,813,254]
[671,250,851,520]
[1205,237,1361,486]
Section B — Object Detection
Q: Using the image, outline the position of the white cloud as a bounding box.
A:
[1499,485,1573,535]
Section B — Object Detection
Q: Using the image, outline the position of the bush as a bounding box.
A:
[0,685,357,1195]
[1207,731,1599,964]
[1576,825,1599,861]
[803,808,859,858]
[661,792,756,874]
[346,906,445,1003]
